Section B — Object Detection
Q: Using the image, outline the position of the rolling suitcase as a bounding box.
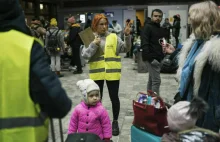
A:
[131,125,161,142]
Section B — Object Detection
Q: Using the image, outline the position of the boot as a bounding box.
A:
[112,120,119,136]
[56,71,64,78]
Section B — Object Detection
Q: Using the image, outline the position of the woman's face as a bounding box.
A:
[96,18,108,34]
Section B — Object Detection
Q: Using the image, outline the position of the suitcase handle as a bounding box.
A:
[50,118,64,142]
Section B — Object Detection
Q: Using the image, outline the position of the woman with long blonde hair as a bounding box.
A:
[164,1,220,132]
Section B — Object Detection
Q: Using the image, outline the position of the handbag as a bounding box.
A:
[132,90,169,136]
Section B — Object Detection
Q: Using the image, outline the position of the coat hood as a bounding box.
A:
[0,0,31,35]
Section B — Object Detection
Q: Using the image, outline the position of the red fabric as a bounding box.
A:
[133,90,170,136]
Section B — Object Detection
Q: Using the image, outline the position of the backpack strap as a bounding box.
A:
[48,30,56,38]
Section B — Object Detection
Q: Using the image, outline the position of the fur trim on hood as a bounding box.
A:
[177,34,220,96]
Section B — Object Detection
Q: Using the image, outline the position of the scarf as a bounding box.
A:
[179,40,204,100]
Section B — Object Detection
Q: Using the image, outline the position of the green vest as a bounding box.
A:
[89,33,121,80]
[0,30,49,142]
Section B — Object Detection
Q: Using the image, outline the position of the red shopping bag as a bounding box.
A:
[132,90,169,136]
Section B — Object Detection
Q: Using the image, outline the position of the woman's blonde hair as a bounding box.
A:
[189,1,220,40]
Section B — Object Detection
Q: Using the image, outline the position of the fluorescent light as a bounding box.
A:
[40,4,43,10]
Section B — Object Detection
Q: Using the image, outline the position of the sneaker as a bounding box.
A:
[68,66,76,71]
[112,120,119,136]
[73,70,83,74]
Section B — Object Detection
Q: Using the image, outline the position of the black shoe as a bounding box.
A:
[73,70,83,74]
[124,56,129,58]
[112,120,119,136]
[58,74,64,78]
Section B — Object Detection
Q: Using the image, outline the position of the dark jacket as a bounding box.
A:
[0,0,72,118]
[141,20,166,62]
[30,42,72,118]
[176,34,220,132]
[67,23,82,48]
[172,20,181,37]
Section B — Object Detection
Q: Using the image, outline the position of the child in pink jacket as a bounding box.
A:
[68,79,112,140]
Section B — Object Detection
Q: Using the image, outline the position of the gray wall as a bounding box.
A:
[104,9,123,29]
[57,5,148,29]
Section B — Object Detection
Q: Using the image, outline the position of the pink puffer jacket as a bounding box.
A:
[68,101,112,139]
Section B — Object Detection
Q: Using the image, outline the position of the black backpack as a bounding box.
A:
[47,29,60,51]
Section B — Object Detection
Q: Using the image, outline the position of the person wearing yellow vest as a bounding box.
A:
[82,14,131,136]
[0,1,72,141]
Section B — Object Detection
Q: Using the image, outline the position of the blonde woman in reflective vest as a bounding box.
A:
[0,1,72,141]
[82,14,131,136]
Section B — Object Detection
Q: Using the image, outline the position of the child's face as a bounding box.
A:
[87,91,100,105]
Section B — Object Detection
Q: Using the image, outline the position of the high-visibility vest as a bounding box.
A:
[0,30,49,142]
[89,33,121,80]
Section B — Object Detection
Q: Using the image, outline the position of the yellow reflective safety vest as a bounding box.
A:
[0,30,49,142]
[89,33,121,80]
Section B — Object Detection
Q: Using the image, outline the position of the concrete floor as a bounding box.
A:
[48,53,178,142]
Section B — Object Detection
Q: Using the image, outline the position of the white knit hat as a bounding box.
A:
[76,79,100,103]
[167,97,208,132]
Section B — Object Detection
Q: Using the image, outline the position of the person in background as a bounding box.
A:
[111,20,122,38]
[68,79,112,141]
[136,16,141,36]
[124,19,135,58]
[67,16,83,74]
[0,0,72,141]
[164,0,220,133]
[82,14,131,136]
[162,18,172,42]
[45,18,65,77]
[141,9,166,95]
[172,14,181,48]
[84,14,92,29]
[30,17,46,42]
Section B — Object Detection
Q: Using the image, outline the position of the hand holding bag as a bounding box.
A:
[133,90,169,136]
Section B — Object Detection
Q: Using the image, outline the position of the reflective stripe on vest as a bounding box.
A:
[89,33,121,80]
[0,115,47,129]
[0,30,49,142]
